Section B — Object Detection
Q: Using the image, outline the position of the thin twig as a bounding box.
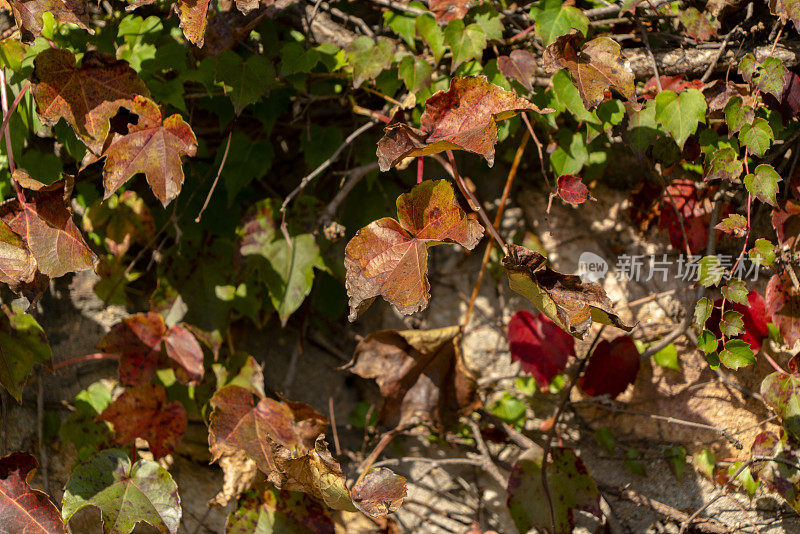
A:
[446,150,507,254]
[466,418,506,487]
[195,130,233,223]
[37,375,49,495]
[328,396,341,456]
[632,15,661,91]
[356,425,409,483]
[0,69,21,204]
[701,26,740,83]
[462,131,529,328]
[0,80,29,160]
[51,353,119,371]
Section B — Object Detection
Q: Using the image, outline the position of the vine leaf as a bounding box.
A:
[755,57,788,99]
[350,468,407,517]
[208,384,362,511]
[723,97,755,134]
[744,164,782,206]
[443,20,486,73]
[347,325,479,431]
[100,96,198,207]
[507,310,575,388]
[769,0,800,33]
[62,449,181,534]
[31,48,148,154]
[0,219,36,289]
[225,485,335,534]
[82,190,156,259]
[657,179,717,254]
[344,180,483,320]
[0,180,96,279]
[97,313,204,386]
[714,214,747,237]
[579,335,640,399]
[0,305,51,402]
[529,0,589,46]
[215,50,275,114]
[239,198,324,326]
[555,174,592,205]
[507,447,600,534]
[678,7,718,41]
[739,117,774,157]
[430,0,473,23]
[771,199,800,250]
[761,373,800,440]
[704,147,743,182]
[377,76,552,171]
[0,452,65,534]
[749,431,800,513]
[345,36,395,88]
[542,31,634,108]
[654,88,707,149]
[175,0,211,47]
[497,50,537,91]
[501,244,633,340]
[4,0,92,43]
[99,384,187,458]
[766,272,800,348]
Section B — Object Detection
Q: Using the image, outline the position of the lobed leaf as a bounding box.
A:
[654,89,707,149]
[507,310,575,388]
[555,174,591,205]
[497,50,537,92]
[5,0,92,43]
[350,468,407,517]
[529,0,588,46]
[0,452,65,534]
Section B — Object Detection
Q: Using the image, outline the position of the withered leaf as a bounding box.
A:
[502,244,633,339]
[0,179,95,279]
[430,0,473,23]
[543,31,634,108]
[376,76,552,171]
[31,48,148,154]
[497,50,537,92]
[99,384,187,458]
[5,0,92,43]
[0,219,36,289]
[350,468,407,517]
[101,96,198,206]
[344,179,483,321]
[347,325,479,431]
[176,0,211,47]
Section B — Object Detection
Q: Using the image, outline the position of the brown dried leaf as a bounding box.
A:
[31,48,148,154]
[543,31,634,108]
[497,50,537,92]
[350,468,407,517]
[101,96,198,206]
[376,76,552,171]
[0,219,36,289]
[6,0,92,43]
[348,325,479,431]
[502,244,633,339]
[430,0,473,23]
[344,180,483,321]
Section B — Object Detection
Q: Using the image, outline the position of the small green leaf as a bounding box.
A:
[755,57,787,99]
[749,238,776,267]
[697,255,723,287]
[416,14,446,63]
[698,329,719,354]
[383,10,417,49]
[594,426,615,455]
[728,462,759,496]
[552,69,597,124]
[704,147,743,181]
[653,343,681,372]
[0,306,52,402]
[694,449,716,480]
[705,350,720,370]
[714,214,747,236]
[719,339,756,369]
[399,55,433,93]
[739,117,773,157]
[720,310,744,337]
[694,297,713,326]
[623,449,646,476]
[444,21,487,72]
[490,392,526,424]
[722,278,749,305]
[744,164,781,206]
[739,53,758,82]
[724,97,754,134]
[664,446,687,481]
[655,89,707,149]
[215,51,275,114]
[346,36,395,88]
[529,0,589,45]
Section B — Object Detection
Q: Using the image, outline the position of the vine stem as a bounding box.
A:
[51,353,119,371]
[445,150,507,254]
[542,327,605,534]
[461,130,529,329]
[355,425,409,484]
[195,130,233,223]
[0,70,23,204]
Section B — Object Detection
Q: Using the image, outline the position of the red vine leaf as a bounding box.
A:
[579,335,640,399]
[31,48,148,154]
[5,0,91,43]
[766,272,800,348]
[508,310,575,388]
[344,179,483,321]
[678,7,719,41]
[163,325,204,384]
[502,244,633,340]
[430,0,473,23]
[347,325,479,431]
[350,467,407,517]
[497,50,537,92]
[99,384,187,458]
[100,96,198,207]
[542,31,635,108]
[376,76,552,171]
[556,174,592,205]
[0,452,65,534]
[657,179,718,254]
[0,180,96,279]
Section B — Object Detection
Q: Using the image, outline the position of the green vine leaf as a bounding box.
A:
[744,164,782,206]
[739,117,774,157]
[529,0,589,46]
[443,20,486,73]
[345,36,395,88]
[654,89,707,149]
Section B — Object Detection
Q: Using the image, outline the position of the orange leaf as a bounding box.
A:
[101,96,197,206]
[344,179,483,321]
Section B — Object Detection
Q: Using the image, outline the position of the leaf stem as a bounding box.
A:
[0,70,24,204]
[445,150,507,254]
[51,353,120,372]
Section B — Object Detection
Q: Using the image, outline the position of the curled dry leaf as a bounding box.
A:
[502,244,633,340]
[99,384,188,458]
[0,179,96,279]
[0,219,36,290]
[376,76,552,171]
[508,310,575,388]
[0,452,65,534]
[31,48,148,154]
[5,0,92,43]
[497,50,537,92]
[578,335,640,399]
[766,272,800,348]
[100,96,198,207]
[542,31,635,108]
[350,468,407,517]
[344,180,483,321]
[347,325,479,431]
